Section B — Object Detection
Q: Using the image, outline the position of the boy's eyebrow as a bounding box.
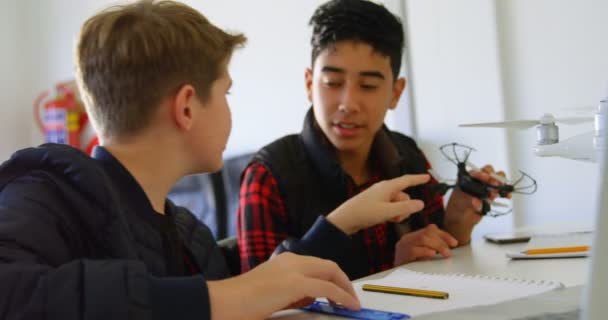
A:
[321,66,345,74]
[359,71,385,80]
[321,66,385,80]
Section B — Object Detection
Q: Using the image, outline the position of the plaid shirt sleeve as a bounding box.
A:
[236,162,288,273]
[410,150,446,229]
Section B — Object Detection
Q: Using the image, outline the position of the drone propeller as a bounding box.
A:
[459,113,593,130]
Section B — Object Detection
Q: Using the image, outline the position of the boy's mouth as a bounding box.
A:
[337,123,357,129]
[332,122,364,137]
[333,121,363,129]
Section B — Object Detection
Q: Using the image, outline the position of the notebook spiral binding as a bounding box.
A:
[406,270,564,289]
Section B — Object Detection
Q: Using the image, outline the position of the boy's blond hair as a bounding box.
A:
[75,0,246,139]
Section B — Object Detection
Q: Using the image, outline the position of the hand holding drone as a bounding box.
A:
[432,143,538,217]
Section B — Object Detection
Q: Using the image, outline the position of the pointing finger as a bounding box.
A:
[387,174,430,190]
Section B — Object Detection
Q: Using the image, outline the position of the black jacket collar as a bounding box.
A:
[91,146,174,230]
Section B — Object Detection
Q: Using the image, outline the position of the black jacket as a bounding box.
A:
[0,144,228,320]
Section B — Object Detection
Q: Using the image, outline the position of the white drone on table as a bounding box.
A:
[460,99,608,162]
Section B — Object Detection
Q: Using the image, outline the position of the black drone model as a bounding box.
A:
[432,143,538,217]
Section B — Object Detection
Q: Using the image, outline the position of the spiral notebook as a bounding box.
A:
[356,269,564,317]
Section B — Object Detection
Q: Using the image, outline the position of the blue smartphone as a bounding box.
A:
[302,301,410,320]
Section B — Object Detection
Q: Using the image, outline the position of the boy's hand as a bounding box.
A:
[207,252,360,320]
[327,174,430,235]
[393,224,458,266]
[445,165,508,244]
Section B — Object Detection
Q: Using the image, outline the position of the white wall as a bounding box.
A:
[181,1,317,157]
[405,0,608,235]
[405,0,511,238]
[0,1,28,161]
[496,0,608,229]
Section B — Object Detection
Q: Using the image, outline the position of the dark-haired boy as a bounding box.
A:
[238,0,504,279]
[0,1,432,319]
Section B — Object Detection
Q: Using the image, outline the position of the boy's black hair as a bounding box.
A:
[309,0,404,79]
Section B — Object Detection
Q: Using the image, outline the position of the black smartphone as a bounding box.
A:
[484,231,532,244]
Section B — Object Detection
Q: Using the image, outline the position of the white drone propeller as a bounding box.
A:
[459,113,593,130]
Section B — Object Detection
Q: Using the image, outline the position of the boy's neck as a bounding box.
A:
[337,148,371,186]
[103,139,183,215]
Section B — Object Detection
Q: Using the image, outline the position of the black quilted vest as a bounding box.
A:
[252,110,444,278]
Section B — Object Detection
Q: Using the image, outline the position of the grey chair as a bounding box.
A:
[217,153,255,238]
[168,173,221,236]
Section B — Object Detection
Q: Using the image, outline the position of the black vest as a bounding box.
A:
[252,110,444,278]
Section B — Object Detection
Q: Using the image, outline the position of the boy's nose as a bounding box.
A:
[338,86,361,113]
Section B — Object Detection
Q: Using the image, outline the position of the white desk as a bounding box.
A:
[398,239,588,287]
[270,240,589,319]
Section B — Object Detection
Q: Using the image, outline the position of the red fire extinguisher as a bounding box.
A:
[34,81,98,153]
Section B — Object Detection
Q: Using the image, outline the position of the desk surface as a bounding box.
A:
[399,239,588,287]
[270,239,589,319]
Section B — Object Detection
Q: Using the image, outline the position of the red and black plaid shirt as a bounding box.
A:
[237,161,444,275]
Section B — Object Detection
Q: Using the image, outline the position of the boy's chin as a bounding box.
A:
[326,134,365,150]
[185,157,223,175]
[200,159,224,174]
[332,141,364,154]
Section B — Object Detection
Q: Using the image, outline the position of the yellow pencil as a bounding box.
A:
[524,245,590,255]
[362,284,449,299]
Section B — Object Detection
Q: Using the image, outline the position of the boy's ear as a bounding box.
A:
[305,68,313,103]
[389,77,407,110]
[172,84,197,131]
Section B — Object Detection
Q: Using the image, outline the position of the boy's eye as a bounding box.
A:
[322,79,343,88]
[361,84,378,90]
